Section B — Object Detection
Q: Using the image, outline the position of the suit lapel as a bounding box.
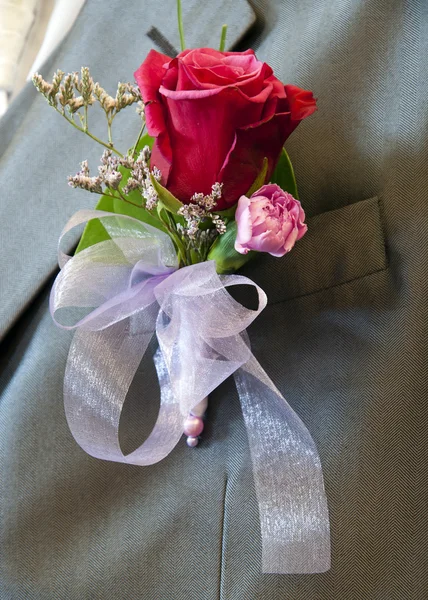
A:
[0,0,256,340]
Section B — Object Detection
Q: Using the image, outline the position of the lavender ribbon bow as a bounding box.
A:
[51,210,330,573]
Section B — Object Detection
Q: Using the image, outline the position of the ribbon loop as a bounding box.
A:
[51,211,177,330]
[51,210,330,573]
[154,261,267,412]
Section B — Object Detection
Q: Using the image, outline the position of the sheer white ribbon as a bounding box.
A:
[50,210,330,573]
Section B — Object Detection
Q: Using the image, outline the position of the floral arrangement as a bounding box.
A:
[34,1,330,574]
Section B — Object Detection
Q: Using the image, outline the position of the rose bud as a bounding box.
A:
[135,49,316,210]
[235,184,307,257]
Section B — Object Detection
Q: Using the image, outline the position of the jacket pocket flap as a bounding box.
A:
[243,196,388,304]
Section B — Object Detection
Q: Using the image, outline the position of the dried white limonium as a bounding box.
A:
[34,66,225,264]
[32,68,143,157]
[68,151,123,195]
[68,147,160,211]
[121,145,160,209]
[68,159,103,194]
[178,182,226,238]
[174,182,227,262]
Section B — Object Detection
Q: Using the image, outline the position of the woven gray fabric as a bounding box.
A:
[1,1,427,598]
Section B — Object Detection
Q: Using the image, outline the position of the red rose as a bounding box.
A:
[135,48,316,210]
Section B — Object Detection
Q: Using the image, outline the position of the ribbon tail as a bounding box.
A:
[64,305,184,465]
[235,355,331,574]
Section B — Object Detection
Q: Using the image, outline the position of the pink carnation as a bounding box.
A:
[235,184,307,257]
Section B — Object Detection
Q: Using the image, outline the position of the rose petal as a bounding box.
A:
[284,84,317,121]
[134,49,171,103]
[161,86,268,202]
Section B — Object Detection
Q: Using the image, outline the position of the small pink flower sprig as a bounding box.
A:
[235,184,307,258]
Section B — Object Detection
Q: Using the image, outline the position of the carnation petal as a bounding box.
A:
[234,240,250,255]
[296,222,308,241]
[235,198,253,245]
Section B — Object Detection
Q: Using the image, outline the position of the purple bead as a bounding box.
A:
[186,436,199,448]
[183,415,204,437]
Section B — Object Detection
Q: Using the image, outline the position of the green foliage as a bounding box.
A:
[132,131,154,153]
[207,220,255,274]
[270,148,299,198]
[150,175,184,214]
[75,133,166,254]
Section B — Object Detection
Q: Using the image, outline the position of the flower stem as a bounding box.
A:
[177,0,186,52]
[219,24,228,51]
[96,190,142,209]
[56,107,124,157]
[116,187,132,204]
[107,118,113,147]
[131,122,146,157]
[83,105,88,132]
[158,208,186,264]
[114,195,142,208]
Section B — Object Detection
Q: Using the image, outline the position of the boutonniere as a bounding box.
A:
[34,1,330,574]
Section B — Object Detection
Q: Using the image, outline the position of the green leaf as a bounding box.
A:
[74,194,114,254]
[75,132,166,254]
[75,191,167,254]
[150,175,184,214]
[270,148,299,199]
[216,204,237,220]
[246,156,269,197]
[131,132,154,155]
[207,220,256,274]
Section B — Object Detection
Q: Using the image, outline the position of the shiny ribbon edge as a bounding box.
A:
[51,210,331,573]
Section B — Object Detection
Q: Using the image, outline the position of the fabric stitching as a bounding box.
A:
[267,264,389,306]
[376,194,390,268]
[218,477,228,600]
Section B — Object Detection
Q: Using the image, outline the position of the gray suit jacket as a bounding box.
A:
[1,1,427,598]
